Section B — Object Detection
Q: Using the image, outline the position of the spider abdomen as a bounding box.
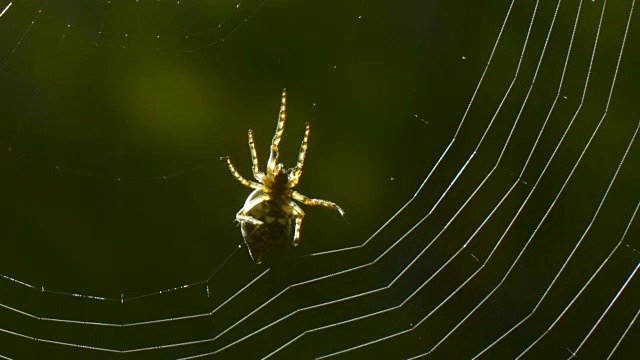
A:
[240,198,294,264]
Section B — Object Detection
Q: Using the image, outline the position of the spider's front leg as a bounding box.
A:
[267,88,287,174]
[289,122,310,187]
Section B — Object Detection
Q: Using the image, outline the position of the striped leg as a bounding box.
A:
[236,192,269,226]
[290,122,310,187]
[292,191,345,216]
[267,88,287,175]
[225,157,265,191]
[289,203,305,245]
[248,129,266,182]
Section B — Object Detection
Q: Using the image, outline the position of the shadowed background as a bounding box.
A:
[0,0,639,358]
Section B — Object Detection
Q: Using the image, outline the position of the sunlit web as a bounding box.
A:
[1,0,639,358]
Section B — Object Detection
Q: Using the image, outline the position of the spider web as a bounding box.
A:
[1,0,639,359]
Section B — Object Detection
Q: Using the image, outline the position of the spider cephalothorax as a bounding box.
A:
[224,89,344,264]
[266,164,289,195]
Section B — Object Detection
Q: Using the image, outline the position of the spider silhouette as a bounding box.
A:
[224,89,344,264]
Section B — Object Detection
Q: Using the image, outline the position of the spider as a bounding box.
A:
[224,88,345,264]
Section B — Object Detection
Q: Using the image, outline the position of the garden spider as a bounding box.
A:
[225,89,345,264]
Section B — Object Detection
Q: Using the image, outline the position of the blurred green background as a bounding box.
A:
[0,0,639,358]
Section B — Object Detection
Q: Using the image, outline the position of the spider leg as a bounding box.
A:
[267,88,287,175]
[236,191,269,225]
[288,201,306,245]
[224,157,266,191]
[237,213,264,226]
[248,129,266,182]
[289,122,310,187]
[292,190,345,216]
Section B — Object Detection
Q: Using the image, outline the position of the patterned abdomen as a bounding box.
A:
[240,199,293,264]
